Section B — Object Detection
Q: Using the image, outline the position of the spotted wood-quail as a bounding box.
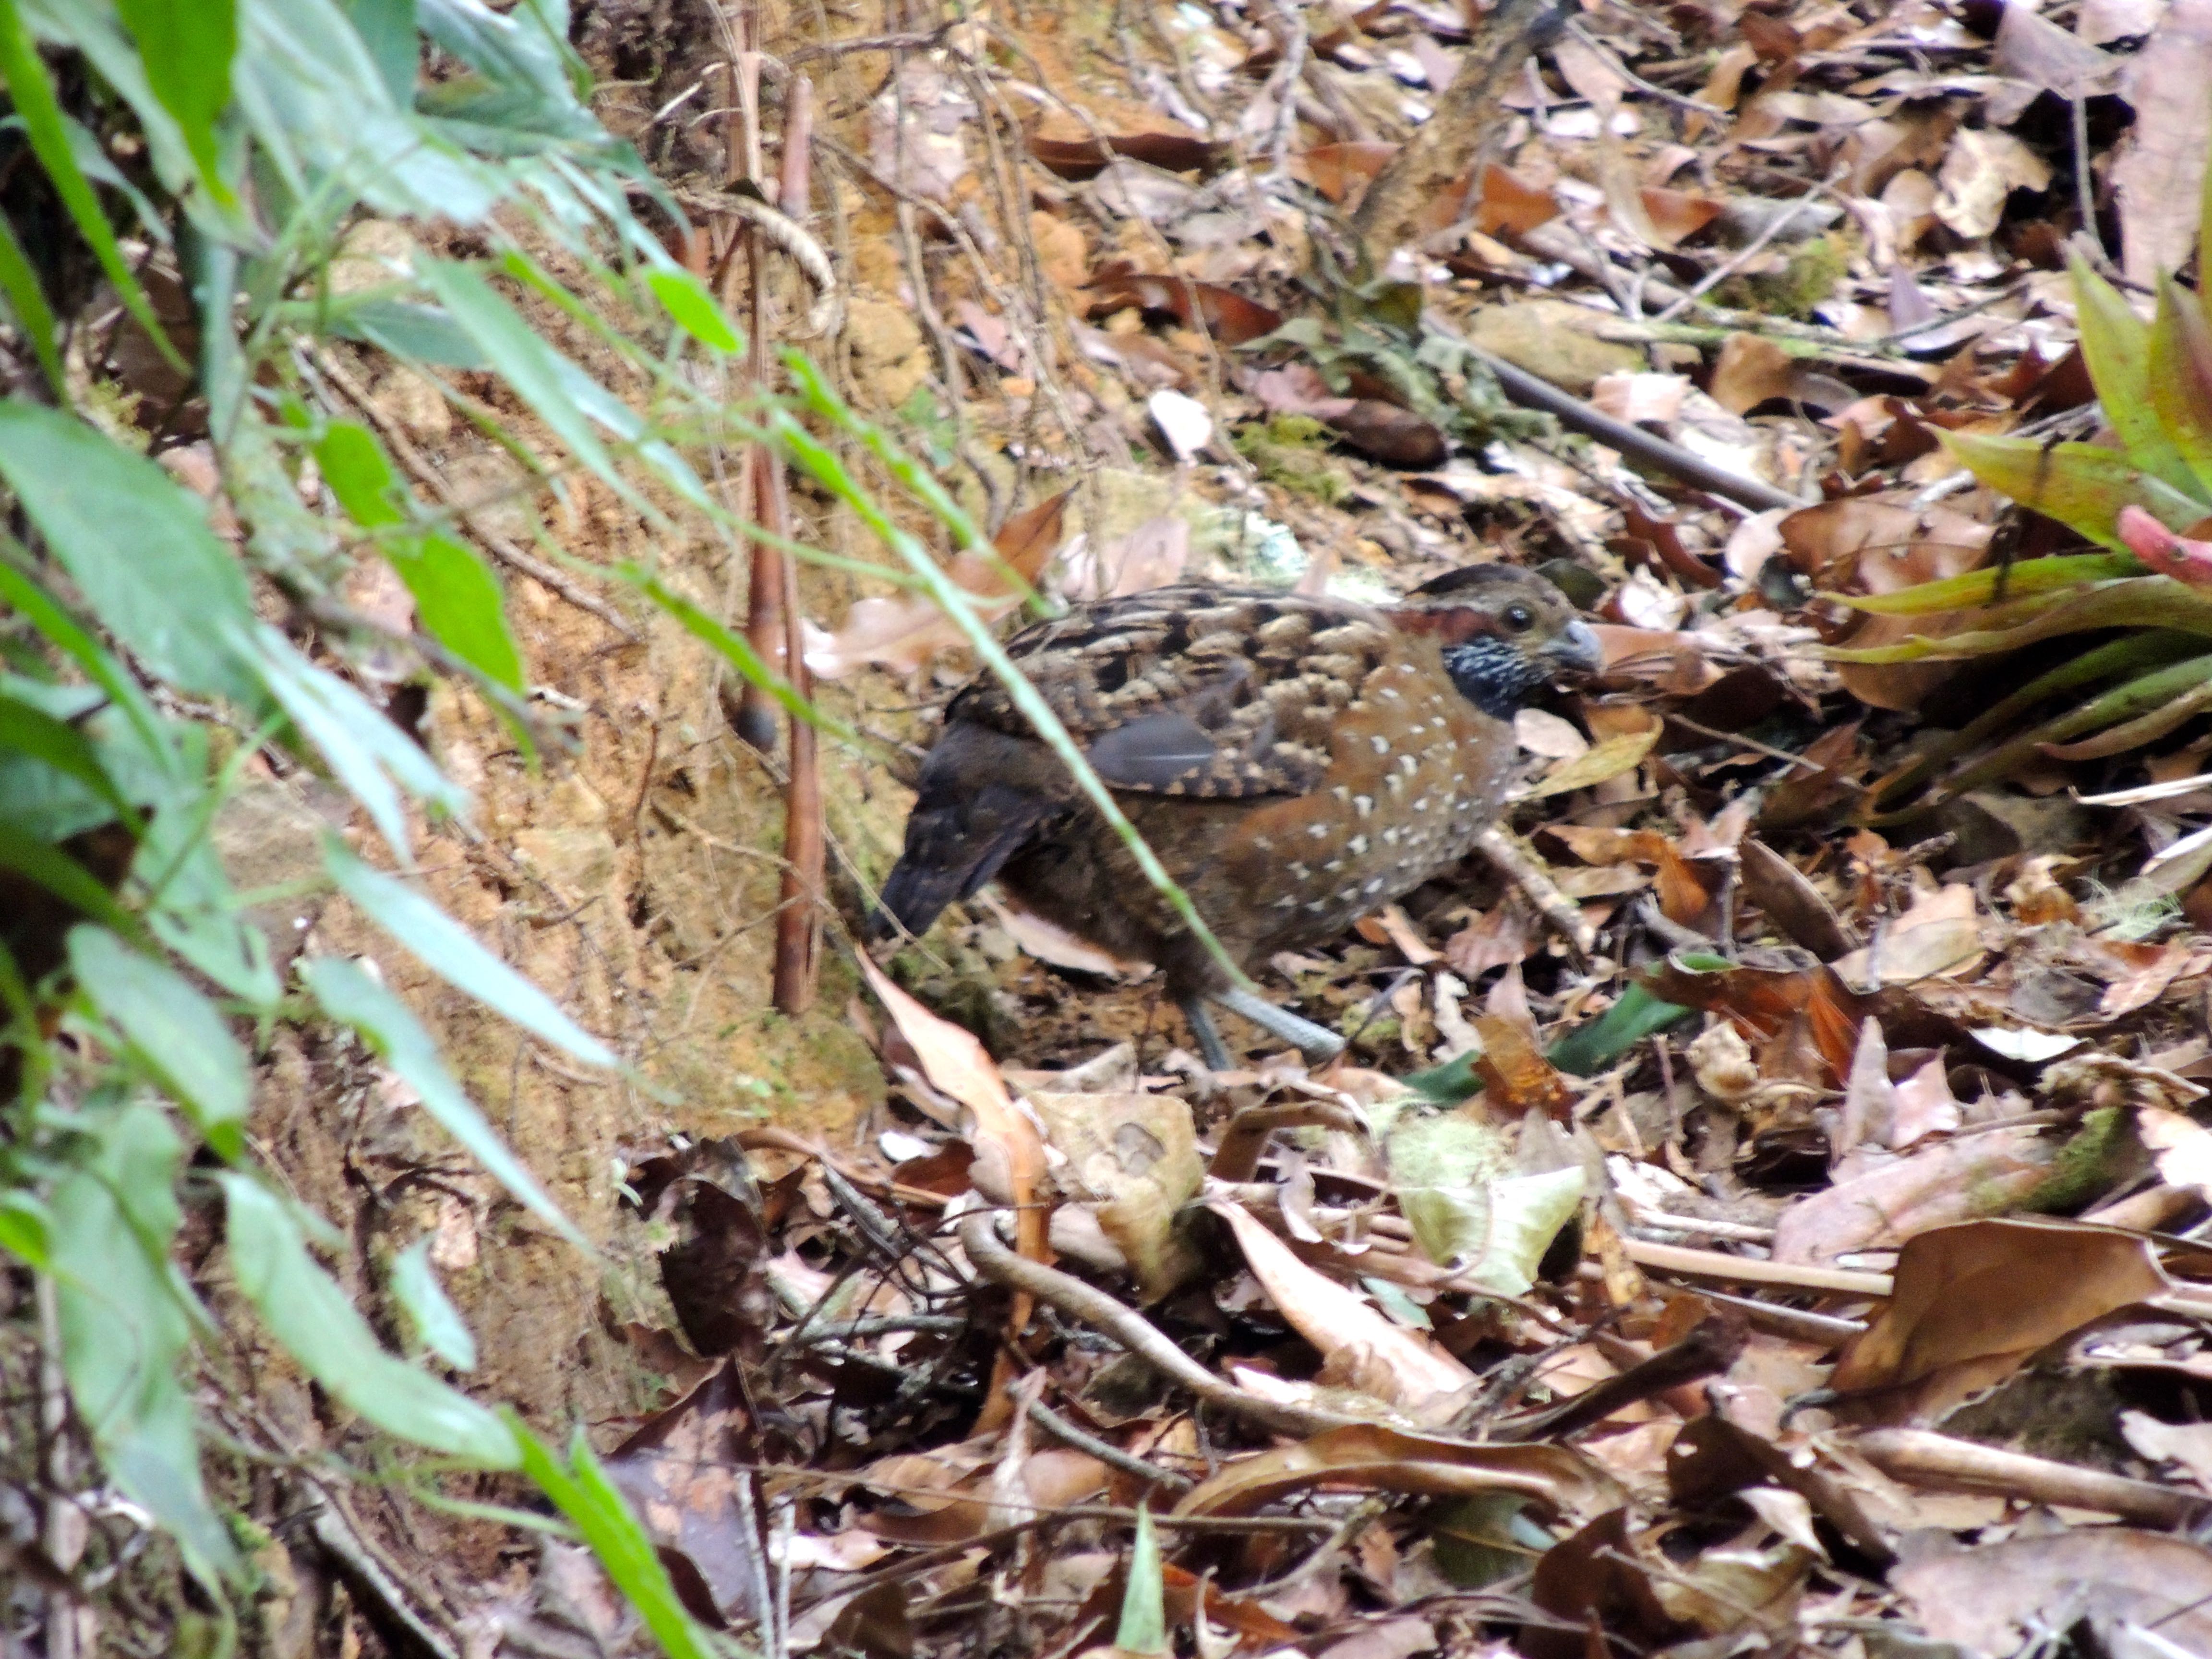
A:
[872,564,1602,1067]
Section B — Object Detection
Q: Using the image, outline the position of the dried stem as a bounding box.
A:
[770,74,824,1014]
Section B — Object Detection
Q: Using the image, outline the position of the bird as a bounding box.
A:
[870,563,1603,1070]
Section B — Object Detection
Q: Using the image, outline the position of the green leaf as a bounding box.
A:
[68,925,249,1159]
[1402,1049,1484,1105]
[244,625,469,859]
[0,0,188,370]
[49,1101,239,1579]
[220,1174,519,1465]
[613,563,857,743]
[2149,276,2212,501]
[1830,553,2142,615]
[331,296,487,367]
[314,420,410,528]
[514,1424,717,1659]
[234,0,500,223]
[1938,431,2212,549]
[324,841,617,1070]
[0,1191,49,1268]
[1114,1506,1168,1657]
[388,532,525,691]
[390,1236,477,1370]
[1388,1113,1585,1296]
[138,802,282,1010]
[0,401,262,708]
[1548,982,1697,1077]
[1829,576,2212,662]
[645,267,741,354]
[0,690,139,827]
[299,954,592,1250]
[0,213,63,400]
[114,0,237,202]
[0,559,177,776]
[342,0,418,103]
[2071,255,2197,496]
[0,820,140,939]
[415,258,631,498]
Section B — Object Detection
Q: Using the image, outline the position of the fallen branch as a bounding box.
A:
[957,1209,1370,1440]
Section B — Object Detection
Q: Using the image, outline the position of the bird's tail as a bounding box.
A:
[870,727,1069,940]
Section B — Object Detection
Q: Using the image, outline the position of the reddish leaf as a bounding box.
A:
[1029,132,1220,180]
[1297,141,1401,204]
[1473,162,1561,236]
[2116,504,2212,586]
[1325,400,1446,466]
[1084,272,1283,345]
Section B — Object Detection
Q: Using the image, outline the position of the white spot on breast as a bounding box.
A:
[1307,823,1329,839]
[1252,835,1274,851]
[1399,756,1419,775]
[1289,861,1310,880]
[1332,785,1350,802]
[1336,887,1358,902]
[1347,835,1368,855]
[1382,827,1401,846]
[1275,895,1298,908]
[1324,858,1344,873]
[1354,795,1373,816]
[1364,877,1385,895]
[1307,900,1329,912]
[1379,686,1403,701]
[1370,734,1391,755]
[1412,797,1430,812]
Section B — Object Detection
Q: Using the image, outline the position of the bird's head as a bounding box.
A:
[1392,564,1603,719]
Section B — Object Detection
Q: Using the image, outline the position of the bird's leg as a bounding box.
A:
[1212,986,1346,1066]
[1178,997,1237,1072]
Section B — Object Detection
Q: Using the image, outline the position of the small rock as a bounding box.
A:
[845,296,930,409]
[1465,299,1643,396]
[1938,790,2092,865]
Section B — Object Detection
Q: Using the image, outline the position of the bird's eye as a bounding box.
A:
[1503,603,1533,631]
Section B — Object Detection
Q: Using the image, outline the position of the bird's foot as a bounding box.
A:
[1178,998,1238,1072]
[1212,986,1346,1068]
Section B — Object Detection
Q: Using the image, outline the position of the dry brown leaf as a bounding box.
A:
[2113,0,2212,282]
[859,957,1049,1288]
[1894,1527,2212,1654]
[806,491,1071,679]
[1208,1201,1477,1421]
[1827,1220,2172,1423]
[2138,1104,2212,1197]
[1295,141,1400,205]
[1772,1130,2058,1268]
[1834,883,1983,986]
[1526,726,1661,799]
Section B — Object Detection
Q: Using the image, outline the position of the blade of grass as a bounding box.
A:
[0,0,188,373]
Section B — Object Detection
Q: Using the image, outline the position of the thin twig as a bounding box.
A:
[1564,20,1728,119]
[313,350,639,640]
[769,76,824,1015]
[1475,825,1598,956]
[1027,1398,1193,1492]
[957,1209,1369,1439]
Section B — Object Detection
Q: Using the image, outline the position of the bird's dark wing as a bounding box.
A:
[947,587,1400,799]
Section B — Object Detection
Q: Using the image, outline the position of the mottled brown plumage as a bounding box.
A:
[874,564,1600,1064]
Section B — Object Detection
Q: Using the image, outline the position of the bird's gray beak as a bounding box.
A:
[1543,619,1605,679]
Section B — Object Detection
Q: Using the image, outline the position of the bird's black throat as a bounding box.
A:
[1442,637,1549,719]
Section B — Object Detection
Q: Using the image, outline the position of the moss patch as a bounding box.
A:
[1234,415,1355,506]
